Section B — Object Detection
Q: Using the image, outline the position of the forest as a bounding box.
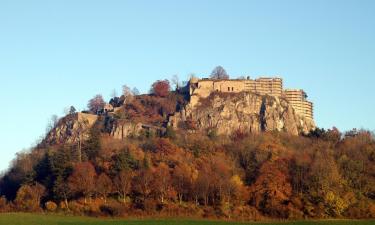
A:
[0,78,374,220]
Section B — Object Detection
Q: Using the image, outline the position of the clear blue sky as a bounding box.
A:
[1,0,374,172]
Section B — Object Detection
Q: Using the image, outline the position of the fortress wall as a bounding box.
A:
[213,80,245,93]
[254,78,283,97]
[283,89,313,120]
[189,77,313,121]
[77,112,98,126]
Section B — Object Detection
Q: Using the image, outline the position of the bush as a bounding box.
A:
[68,201,85,215]
[99,201,128,217]
[232,206,263,221]
[45,201,57,212]
[14,183,45,212]
[0,196,10,212]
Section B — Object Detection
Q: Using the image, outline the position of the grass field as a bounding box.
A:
[0,213,374,225]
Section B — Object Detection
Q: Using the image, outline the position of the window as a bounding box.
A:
[232,87,234,91]
[228,87,230,91]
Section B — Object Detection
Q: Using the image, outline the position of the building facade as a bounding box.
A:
[282,89,314,120]
[189,77,313,121]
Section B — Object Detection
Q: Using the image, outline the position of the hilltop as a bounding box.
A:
[44,75,315,146]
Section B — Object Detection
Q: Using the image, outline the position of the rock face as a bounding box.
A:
[169,92,315,135]
[45,113,165,145]
[44,113,98,145]
[45,92,315,145]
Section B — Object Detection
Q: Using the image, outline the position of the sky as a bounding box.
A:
[0,0,375,172]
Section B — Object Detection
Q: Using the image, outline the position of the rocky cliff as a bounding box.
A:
[169,92,315,135]
[45,92,315,145]
[44,113,98,145]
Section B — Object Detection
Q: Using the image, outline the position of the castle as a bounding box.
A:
[189,76,314,121]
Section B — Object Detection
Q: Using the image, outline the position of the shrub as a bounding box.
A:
[0,196,10,212]
[68,201,85,215]
[45,201,58,212]
[14,183,45,212]
[99,201,128,217]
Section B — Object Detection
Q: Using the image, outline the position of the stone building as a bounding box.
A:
[189,76,313,121]
[282,89,314,120]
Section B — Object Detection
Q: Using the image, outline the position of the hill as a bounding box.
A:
[0,79,374,220]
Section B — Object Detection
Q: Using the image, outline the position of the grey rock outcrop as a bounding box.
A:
[169,92,315,135]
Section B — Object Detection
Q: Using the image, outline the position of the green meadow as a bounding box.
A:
[0,214,374,225]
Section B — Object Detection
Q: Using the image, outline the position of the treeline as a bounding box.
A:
[0,127,375,220]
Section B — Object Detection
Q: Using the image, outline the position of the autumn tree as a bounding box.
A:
[68,162,96,203]
[133,167,154,203]
[114,169,134,204]
[14,182,46,212]
[151,79,170,97]
[307,150,347,216]
[152,163,173,204]
[249,158,293,218]
[96,173,112,203]
[172,162,195,204]
[209,154,235,205]
[122,85,134,104]
[210,66,229,79]
[195,167,212,206]
[88,94,105,114]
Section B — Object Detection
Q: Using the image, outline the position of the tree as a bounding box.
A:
[172,162,194,204]
[47,146,73,209]
[14,182,46,212]
[69,106,76,115]
[88,94,105,114]
[83,127,101,161]
[72,118,90,162]
[210,66,229,79]
[152,163,172,204]
[171,74,180,90]
[122,85,134,103]
[195,167,212,206]
[46,115,59,134]
[53,176,71,209]
[132,87,140,96]
[133,168,153,203]
[113,170,134,203]
[151,79,170,97]
[111,89,118,98]
[249,158,293,218]
[68,162,96,203]
[112,148,139,173]
[96,173,112,203]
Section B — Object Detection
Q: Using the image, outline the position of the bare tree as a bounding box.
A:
[132,87,140,96]
[171,74,180,90]
[111,89,118,98]
[70,118,90,162]
[88,94,105,114]
[210,66,229,79]
[46,115,59,134]
[122,85,134,103]
[114,170,134,203]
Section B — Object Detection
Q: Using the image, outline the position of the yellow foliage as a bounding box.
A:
[45,201,57,212]
[324,191,348,216]
[230,175,243,187]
